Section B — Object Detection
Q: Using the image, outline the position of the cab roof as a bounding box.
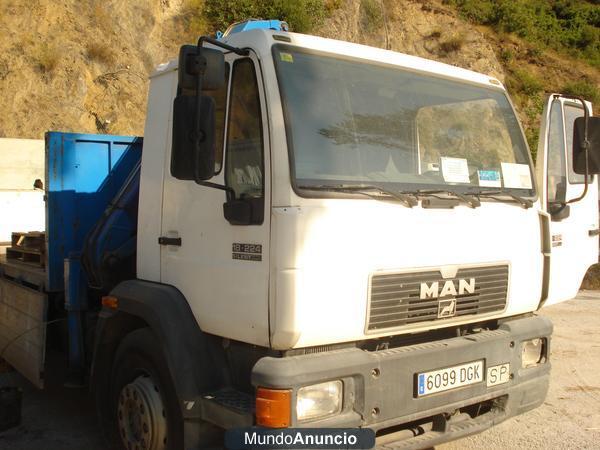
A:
[153,28,504,91]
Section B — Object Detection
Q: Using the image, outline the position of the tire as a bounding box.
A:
[108,328,184,450]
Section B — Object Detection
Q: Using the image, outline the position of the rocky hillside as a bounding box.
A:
[0,0,190,137]
[319,0,505,79]
[0,0,598,145]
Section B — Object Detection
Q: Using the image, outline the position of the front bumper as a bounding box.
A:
[252,315,552,448]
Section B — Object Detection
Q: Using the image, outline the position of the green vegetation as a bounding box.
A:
[444,2,599,155]
[86,42,115,65]
[498,48,514,63]
[439,34,466,54]
[446,0,600,67]
[179,0,208,36]
[34,42,60,73]
[428,29,443,39]
[501,65,546,158]
[562,79,600,103]
[361,0,384,32]
[201,0,332,33]
[180,0,336,40]
[506,68,544,96]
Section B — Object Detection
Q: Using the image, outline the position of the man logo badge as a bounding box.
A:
[437,298,457,318]
[419,279,475,299]
[419,278,475,319]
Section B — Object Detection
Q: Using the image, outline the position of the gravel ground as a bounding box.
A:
[440,291,600,450]
[0,293,598,450]
[0,355,104,450]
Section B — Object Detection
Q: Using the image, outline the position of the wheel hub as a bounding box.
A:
[117,375,167,450]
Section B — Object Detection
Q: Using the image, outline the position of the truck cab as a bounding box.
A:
[143,28,575,348]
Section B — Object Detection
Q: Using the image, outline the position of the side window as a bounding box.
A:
[204,63,230,174]
[225,59,264,200]
[547,100,566,204]
[563,104,586,184]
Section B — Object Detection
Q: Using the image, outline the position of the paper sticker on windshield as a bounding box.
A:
[478,170,501,187]
[441,157,470,183]
[280,52,294,63]
[501,163,532,189]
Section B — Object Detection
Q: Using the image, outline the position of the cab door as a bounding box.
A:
[537,95,599,307]
[159,51,271,346]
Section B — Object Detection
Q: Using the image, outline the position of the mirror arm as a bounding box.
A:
[197,36,249,56]
[191,47,208,182]
[196,181,237,199]
[548,202,571,221]
[554,94,591,204]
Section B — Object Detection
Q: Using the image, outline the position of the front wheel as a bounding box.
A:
[109,328,183,450]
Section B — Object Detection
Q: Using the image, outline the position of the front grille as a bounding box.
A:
[367,265,509,332]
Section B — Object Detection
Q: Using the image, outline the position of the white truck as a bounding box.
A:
[1,19,600,450]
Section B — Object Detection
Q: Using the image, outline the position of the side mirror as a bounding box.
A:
[171,95,216,181]
[549,202,570,222]
[223,199,252,225]
[223,197,265,225]
[573,116,600,175]
[171,44,225,182]
[178,45,225,92]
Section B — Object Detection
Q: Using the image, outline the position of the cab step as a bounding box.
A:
[199,388,254,428]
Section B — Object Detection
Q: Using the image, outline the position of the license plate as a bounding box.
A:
[417,360,484,397]
[486,363,510,387]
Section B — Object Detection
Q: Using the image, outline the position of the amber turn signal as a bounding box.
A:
[101,296,118,309]
[255,387,291,428]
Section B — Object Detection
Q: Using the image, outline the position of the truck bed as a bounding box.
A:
[0,132,142,388]
[0,253,46,288]
[0,254,47,388]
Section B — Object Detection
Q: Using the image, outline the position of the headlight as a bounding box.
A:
[296,380,343,421]
[521,338,545,368]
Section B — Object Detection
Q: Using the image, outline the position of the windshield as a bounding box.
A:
[272,45,535,197]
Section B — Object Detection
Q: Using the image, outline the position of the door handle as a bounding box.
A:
[158,236,182,246]
[589,228,600,237]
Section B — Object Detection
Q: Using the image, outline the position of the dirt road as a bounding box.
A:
[0,293,598,450]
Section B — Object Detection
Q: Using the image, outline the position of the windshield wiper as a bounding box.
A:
[406,189,481,208]
[298,184,418,208]
[466,189,533,209]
